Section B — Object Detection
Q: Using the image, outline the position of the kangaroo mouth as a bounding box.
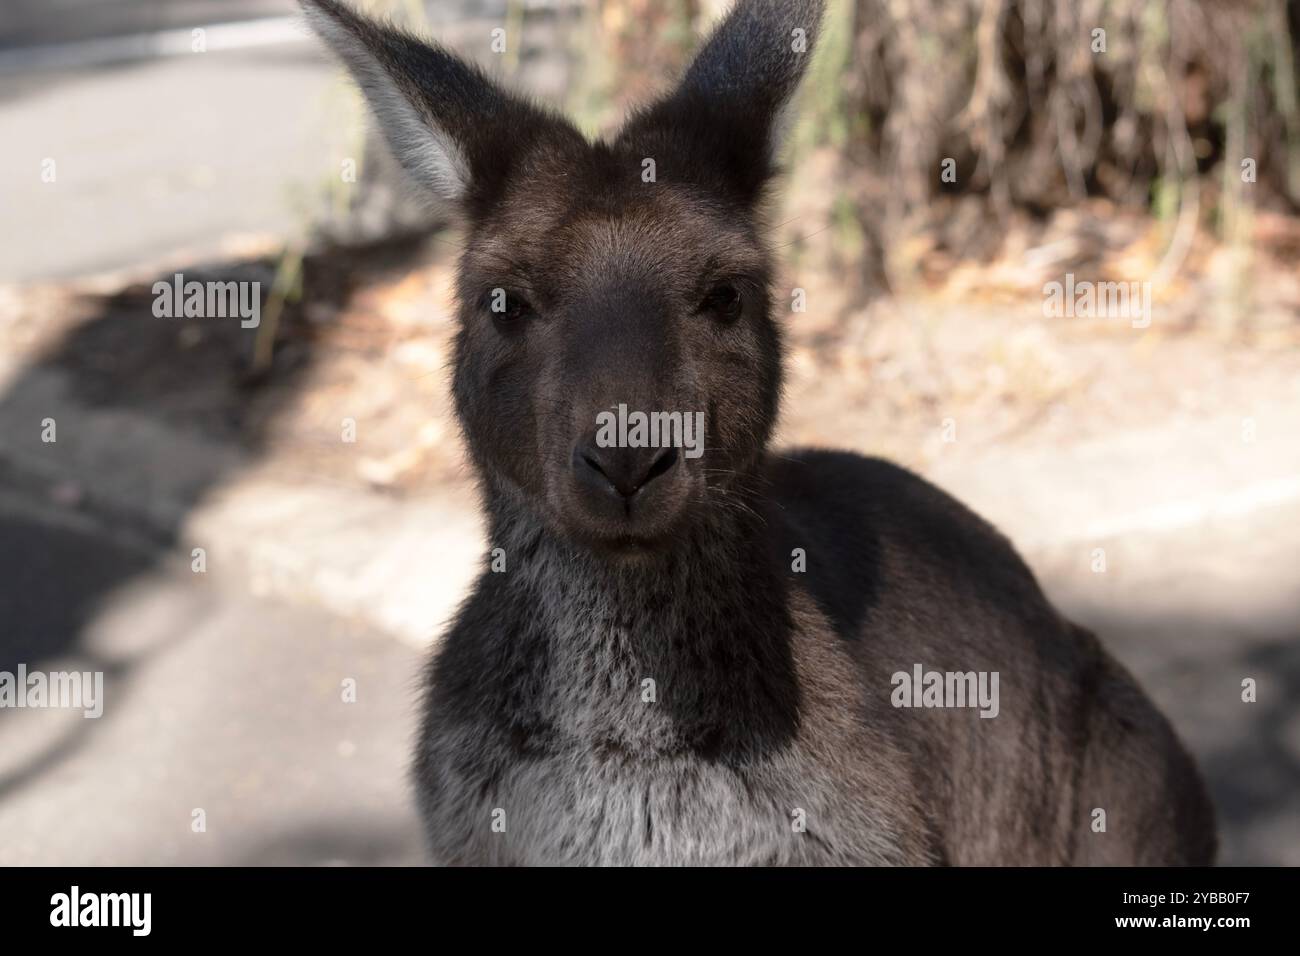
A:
[556,468,699,554]
[561,502,693,554]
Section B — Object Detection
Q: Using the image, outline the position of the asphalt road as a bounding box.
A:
[0,39,340,280]
[0,1,506,49]
[0,1,571,281]
[0,493,426,866]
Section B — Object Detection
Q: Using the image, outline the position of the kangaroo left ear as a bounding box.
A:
[616,0,826,204]
[300,0,580,213]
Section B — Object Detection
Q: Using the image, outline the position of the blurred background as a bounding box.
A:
[0,0,1297,865]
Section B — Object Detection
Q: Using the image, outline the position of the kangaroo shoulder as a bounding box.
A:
[766,449,1049,637]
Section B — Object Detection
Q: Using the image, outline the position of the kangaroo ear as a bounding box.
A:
[617,0,825,203]
[300,0,570,210]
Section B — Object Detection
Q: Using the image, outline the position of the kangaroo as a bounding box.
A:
[302,0,1217,865]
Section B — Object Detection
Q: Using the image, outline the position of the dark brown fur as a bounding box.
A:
[303,0,1217,865]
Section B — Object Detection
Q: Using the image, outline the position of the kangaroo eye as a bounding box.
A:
[700,283,742,321]
[486,289,534,323]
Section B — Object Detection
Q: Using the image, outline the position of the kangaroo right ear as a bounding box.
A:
[616,0,826,204]
[300,0,569,210]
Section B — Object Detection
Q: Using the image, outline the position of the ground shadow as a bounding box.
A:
[1070,602,1300,866]
[0,233,435,800]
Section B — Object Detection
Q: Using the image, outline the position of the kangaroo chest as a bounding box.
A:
[420,596,935,866]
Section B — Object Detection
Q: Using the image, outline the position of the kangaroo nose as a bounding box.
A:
[573,441,679,499]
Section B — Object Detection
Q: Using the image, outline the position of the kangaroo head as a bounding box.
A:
[304,0,824,554]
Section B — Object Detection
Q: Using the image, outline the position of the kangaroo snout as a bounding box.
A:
[566,411,693,543]
[574,441,679,500]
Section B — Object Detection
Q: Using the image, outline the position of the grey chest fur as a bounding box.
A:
[417,598,930,866]
[422,723,912,866]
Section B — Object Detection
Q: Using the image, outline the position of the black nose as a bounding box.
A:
[573,441,679,499]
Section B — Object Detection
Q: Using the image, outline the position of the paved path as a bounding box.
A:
[0,489,426,866]
[0,0,572,281]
